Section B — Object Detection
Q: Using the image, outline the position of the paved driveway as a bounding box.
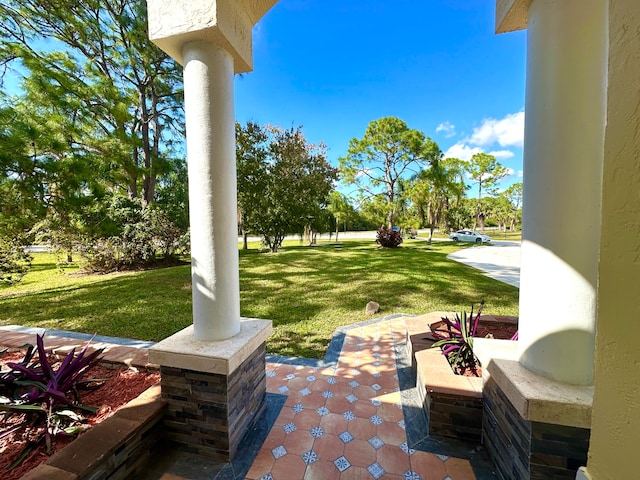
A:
[447,241,521,288]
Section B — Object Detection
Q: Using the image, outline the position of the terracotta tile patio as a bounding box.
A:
[245,317,478,480]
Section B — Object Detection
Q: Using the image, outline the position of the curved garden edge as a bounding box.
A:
[405,312,518,442]
[20,382,166,480]
[0,328,166,480]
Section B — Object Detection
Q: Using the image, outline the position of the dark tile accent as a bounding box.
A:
[160,342,268,462]
[483,376,590,480]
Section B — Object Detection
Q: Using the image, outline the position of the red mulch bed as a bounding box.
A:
[0,349,160,480]
[472,322,518,341]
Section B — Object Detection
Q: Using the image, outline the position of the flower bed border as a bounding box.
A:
[21,383,166,480]
[405,312,517,443]
[0,328,166,480]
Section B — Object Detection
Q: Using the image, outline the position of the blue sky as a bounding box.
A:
[234,0,527,196]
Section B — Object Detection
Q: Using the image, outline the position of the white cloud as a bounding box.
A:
[444,143,482,161]
[468,111,525,148]
[465,171,494,181]
[442,111,523,162]
[488,150,515,160]
[436,121,456,138]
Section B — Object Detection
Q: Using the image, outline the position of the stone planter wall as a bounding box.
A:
[406,313,592,480]
[406,313,485,443]
[21,384,166,480]
[412,339,484,442]
[428,391,484,442]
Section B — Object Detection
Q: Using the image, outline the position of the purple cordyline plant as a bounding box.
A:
[0,334,104,469]
[6,334,104,407]
[431,301,485,375]
[0,343,36,388]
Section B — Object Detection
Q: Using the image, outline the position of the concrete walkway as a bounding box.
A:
[446,241,521,288]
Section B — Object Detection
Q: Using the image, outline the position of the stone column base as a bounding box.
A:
[149,319,272,461]
[483,359,593,480]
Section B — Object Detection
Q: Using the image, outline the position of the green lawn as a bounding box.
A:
[0,239,519,358]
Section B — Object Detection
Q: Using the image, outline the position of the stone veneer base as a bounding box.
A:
[407,313,486,443]
[483,359,593,480]
[149,319,272,462]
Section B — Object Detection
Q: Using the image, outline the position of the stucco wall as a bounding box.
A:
[587,1,640,478]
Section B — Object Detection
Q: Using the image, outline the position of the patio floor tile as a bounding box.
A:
[246,449,275,479]
[376,444,411,475]
[270,454,307,480]
[244,317,485,479]
[377,421,407,446]
[312,434,344,462]
[343,439,377,468]
[445,458,477,479]
[410,451,448,480]
[320,412,349,436]
[304,459,341,480]
[294,409,322,430]
[348,417,377,440]
[283,429,315,455]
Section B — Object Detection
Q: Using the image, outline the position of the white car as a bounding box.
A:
[449,230,491,244]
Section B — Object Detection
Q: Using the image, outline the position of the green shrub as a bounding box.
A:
[0,237,31,284]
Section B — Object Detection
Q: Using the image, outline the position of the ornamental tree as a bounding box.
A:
[236,123,337,253]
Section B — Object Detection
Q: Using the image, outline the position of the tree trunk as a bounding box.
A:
[387,182,395,229]
[128,141,139,199]
[243,231,248,250]
[474,180,482,230]
[443,198,451,233]
[140,86,159,207]
[127,178,138,199]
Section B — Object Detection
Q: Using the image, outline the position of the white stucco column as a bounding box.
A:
[146,1,278,342]
[518,0,607,385]
[183,40,240,341]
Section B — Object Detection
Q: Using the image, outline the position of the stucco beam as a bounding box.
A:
[146,0,277,73]
[237,0,278,25]
[496,0,532,33]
